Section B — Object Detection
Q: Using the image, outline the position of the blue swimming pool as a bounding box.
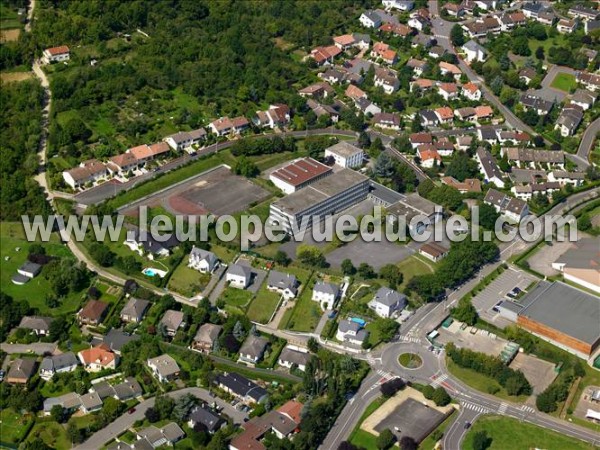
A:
[350,317,366,327]
[143,268,157,277]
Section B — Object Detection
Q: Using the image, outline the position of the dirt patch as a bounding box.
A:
[0,29,20,42]
[509,352,557,397]
[0,72,34,83]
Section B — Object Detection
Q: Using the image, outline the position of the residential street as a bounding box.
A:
[577,116,600,164]
[0,342,58,355]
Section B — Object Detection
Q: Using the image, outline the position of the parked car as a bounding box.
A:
[128,408,136,414]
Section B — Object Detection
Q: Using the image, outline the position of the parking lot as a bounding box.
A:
[573,385,600,424]
[327,239,414,270]
[509,353,557,396]
[436,321,506,357]
[527,240,576,277]
[470,268,537,327]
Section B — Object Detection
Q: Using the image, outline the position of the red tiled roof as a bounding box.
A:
[278,400,303,424]
[271,157,332,187]
[418,148,441,161]
[410,132,433,144]
[333,34,355,46]
[78,345,115,366]
[474,105,493,118]
[345,84,367,100]
[46,45,69,55]
[439,82,458,93]
[463,82,479,94]
[109,152,138,168]
[78,300,109,321]
[439,61,461,75]
[435,106,454,120]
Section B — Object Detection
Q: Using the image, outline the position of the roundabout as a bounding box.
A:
[398,352,423,369]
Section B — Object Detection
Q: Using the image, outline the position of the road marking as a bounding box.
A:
[461,401,490,414]
[521,405,536,414]
[430,373,448,388]
[498,402,508,415]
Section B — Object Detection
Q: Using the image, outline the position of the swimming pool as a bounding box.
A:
[350,317,366,327]
[143,268,157,277]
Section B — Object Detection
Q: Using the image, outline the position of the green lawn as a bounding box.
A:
[399,353,423,369]
[418,410,456,450]
[0,408,35,444]
[167,261,210,297]
[349,396,387,448]
[551,72,577,93]
[246,287,281,324]
[0,222,88,314]
[220,286,253,308]
[211,244,238,263]
[25,421,70,450]
[279,272,323,332]
[462,415,598,450]
[397,256,434,292]
[446,359,529,403]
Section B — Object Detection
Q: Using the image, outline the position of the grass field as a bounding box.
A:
[446,359,529,403]
[462,415,598,450]
[167,261,210,297]
[0,409,34,444]
[399,353,423,369]
[279,285,322,331]
[246,287,281,323]
[210,244,238,263]
[0,222,89,314]
[349,396,387,449]
[418,410,456,450]
[397,256,434,292]
[550,72,577,92]
[220,286,253,308]
[26,421,70,450]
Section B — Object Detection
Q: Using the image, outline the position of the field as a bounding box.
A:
[279,284,322,332]
[220,286,253,308]
[0,2,23,30]
[550,72,577,93]
[0,28,20,42]
[167,261,210,297]
[462,415,598,450]
[246,287,281,324]
[25,421,70,450]
[0,408,34,444]
[397,256,435,292]
[0,222,88,314]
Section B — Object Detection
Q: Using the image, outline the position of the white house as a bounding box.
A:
[39,352,78,380]
[408,16,427,31]
[336,320,369,346]
[62,159,108,189]
[78,345,118,373]
[147,354,180,383]
[368,287,407,318]
[42,46,70,64]
[382,0,414,11]
[476,147,505,188]
[278,346,311,372]
[267,271,298,300]
[324,141,364,168]
[462,82,481,101]
[188,246,218,273]
[312,281,340,310]
[463,40,487,63]
[359,11,382,28]
[164,128,206,151]
[226,264,252,289]
[374,68,399,94]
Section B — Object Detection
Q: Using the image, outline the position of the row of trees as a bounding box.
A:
[446,342,532,397]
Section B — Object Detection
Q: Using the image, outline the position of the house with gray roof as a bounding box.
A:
[226,264,252,289]
[571,89,597,110]
[267,271,298,299]
[368,287,407,318]
[476,147,505,188]
[188,246,219,273]
[112,377,143,401]
[137,423,185,448]
[278,346,311,371]
[18,315,53,335]
[39,352,78,380]
[462,40,487,63]
[159,310,185,336]
[238,335,269,365]
[6,357,36,384]
[43,392,83,415]
[556,103,584,137]
[102,328,140,355]
[79,391,103,414]
[215,373,268,404]
[484,188,528,222]
[187,406,225,434]
[359,10,382,28]
[147,354,180,383]
[120,298,150,323]
[336,319,369,346]
[312,281,341,310]
[192,323,222,353]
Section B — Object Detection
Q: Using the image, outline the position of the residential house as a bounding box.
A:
[501,147,564,167]
[159,310,185,337]
[463,40,487,63]
[16,261,42,281]
[374,67,399,94]
[187,406,224,434]
[556,104,584,137]
[336,319,369,345]
[382,0,414,11]
[435,138,455,157]
[188,246,218,273]
[406,58,427,76]
[310,45,342,65]
[419,242,450,262]
[18,316,53,336]
[325,141,364,168]
[278,347,311,372]
[345,84,367,101]
[441,176,482,193]
[379,22,413,37]
[359,10,382,28]
[164,128,206,151]
[411,32,434,49]
[229,407,300,450]
[254,104,291,129]
[43,392,83,416]
[208,116,249,136]
[419,110,440,127]
[215,372,269,404]
[439,61,461,80]
[548,171,585,187]
[120,298,150,323]
[474,105,494,121]
[408,15,428,31]
[102,328,140,355]
[77,300,109,326]
[307,99,341,123]
[355,97,381,117]
[443,2,465,17]
[585,19,600,34]
[577,72,600,91]
[79,392,103,414]
[137,423,185,448]
[455,107,476,121]
[312,281,340,310]
[6,358,36,384]
[147,354,180,383]
[368,287,407,318]
[238,335,269,365]
[226,264,252,289]
[373,112,401,130]
[434,107,454,124]
[438,82,458,101]
[537,9,557,25]
[522,2,545,19]
[298,82,335,98]
[42,45,70,64]
[409,132,433,149]
[40,352,78,380]
[267,271,298,299]
[571,89,597,111]
[428,45,446,59]
[512,182,561,201]
[557,18,577,33]
[484,189,529,222]
[63,159,108,189]
[519,68,537,86]
[462,82,481,101]
[568,4,600,21]
[352,33,372,49]
[333,34,356,50]
[107,152,139,176]
[192,323,222,353]
[128,142,171,164]
[78,344,118,372]
[520,94,553,115]
[476,147,505,188]
[456,135,473,150]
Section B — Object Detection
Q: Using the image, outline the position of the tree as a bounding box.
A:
[578,214,591,231]
[297,244,327,267]
[358,263,375,279]
[274,250,290,266]
[358,131,371,149]
[145,406,160,423]
[154,394,175,420]
[513,36,531,56]
[50,404,66,423]
[377,429,396,450]
[399,436,418,450]
[432,387,451,406]
[445,151,478,181]
[233,155,259,178]
[478,203,500,231]
[341,258,356,275]
[535,46,545,60]
[380,377,405,397]
[422,385,435,400]
[379,264,403,288]
[472,431,492,450]
[307,337,319,353]
[451,298,478,325]
[49,316,69,341]
[233,320,245,341]
[450,24,465,46]
[173,393,198,421]
[375,153,394,178]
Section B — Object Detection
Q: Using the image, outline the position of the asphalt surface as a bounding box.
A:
[0,342,58,355]
[577,116,600,164]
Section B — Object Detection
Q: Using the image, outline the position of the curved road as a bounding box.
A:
[577,116,600,164]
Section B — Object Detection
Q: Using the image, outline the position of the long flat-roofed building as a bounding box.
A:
[552,238,600,293]
[269,169,370,235]
[516,281,600,359]
[269,157,332,194]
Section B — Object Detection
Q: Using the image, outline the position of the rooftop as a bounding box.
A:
[270,157,332,187]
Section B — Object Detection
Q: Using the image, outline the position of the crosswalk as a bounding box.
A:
[430,373,448,388]
[398,335,421,344]
[498,402,509,415]
[521,405,536,415]
[461,401,490,414]
[377,369,394,380]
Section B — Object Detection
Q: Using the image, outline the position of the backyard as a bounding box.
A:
[167,262,210,297]
[25,420,70,450]
[220,286,253,308]
[246,287,281,324]
[462,415,598,450]
[0,408,34,445]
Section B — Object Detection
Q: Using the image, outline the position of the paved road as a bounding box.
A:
[0,342,58,355]
[577,116,600,164]
[76,387,248,449]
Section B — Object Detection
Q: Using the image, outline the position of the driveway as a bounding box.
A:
[75,387,248,450]
[0,342,58,355]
